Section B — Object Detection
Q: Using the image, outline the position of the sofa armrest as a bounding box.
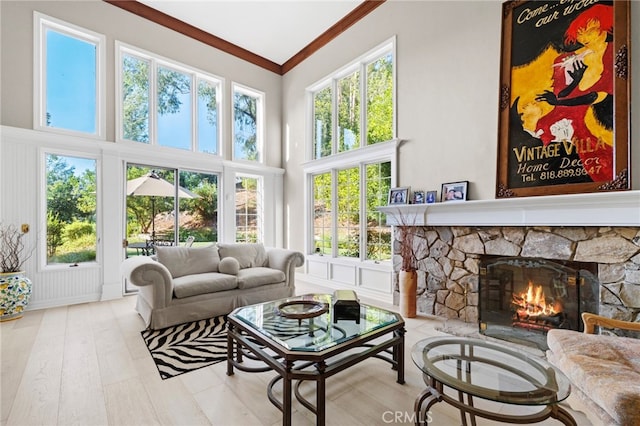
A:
[121,256,174,309]
[265,247,305,288]
[582,312,640,334]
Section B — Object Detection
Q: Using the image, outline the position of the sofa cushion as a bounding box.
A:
[236,267,285,290]
[172,272,238,298]
[155,245,220,278]
[219,257,240,275]
[217,243,268,269]
[547,329,640,425]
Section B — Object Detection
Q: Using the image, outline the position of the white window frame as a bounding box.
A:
[231,83,264,163]
[304,37,397,264]
[115,42,223,155]
[33,12,106,140]
[308,37,396,160]
[39,148,101,271]
[234,173,264,243]
[303,140,400,263]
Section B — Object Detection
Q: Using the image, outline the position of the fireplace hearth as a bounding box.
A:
[478,256,599,350]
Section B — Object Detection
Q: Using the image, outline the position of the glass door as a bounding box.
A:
[124,164,219,293]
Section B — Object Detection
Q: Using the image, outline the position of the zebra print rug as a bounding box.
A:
[141,316,228,380]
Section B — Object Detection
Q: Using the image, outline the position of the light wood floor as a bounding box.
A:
[1,281,594,426]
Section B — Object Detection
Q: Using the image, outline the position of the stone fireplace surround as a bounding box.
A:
[380,191,640,324]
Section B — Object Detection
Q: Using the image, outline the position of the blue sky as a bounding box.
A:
[46,29,96,133]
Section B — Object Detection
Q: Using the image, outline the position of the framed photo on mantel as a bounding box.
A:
[496,0,630,198]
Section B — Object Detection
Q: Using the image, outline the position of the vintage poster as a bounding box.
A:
[496,0,630,197]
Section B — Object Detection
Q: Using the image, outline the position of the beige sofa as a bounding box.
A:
[121,243,304,329]
[546,313,640,426]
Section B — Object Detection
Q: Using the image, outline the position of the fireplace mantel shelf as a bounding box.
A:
[378,190,640,227]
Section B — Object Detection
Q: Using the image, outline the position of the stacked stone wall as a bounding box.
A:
[393,226,640,323]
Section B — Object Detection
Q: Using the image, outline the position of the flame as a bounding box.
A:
[513,281,560,317]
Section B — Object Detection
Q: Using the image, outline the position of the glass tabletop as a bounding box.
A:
[411,336,571,405]
[229,293,401,352]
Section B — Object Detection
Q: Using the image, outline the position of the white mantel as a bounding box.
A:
[378,190,640,227]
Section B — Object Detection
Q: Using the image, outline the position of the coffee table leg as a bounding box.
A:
[283,360,293,426]
[395,328,405,384]
[226,324,235,376]
[316,361,326,426]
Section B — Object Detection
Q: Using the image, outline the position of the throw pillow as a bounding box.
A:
[218,257,240,275]
[155,244,220,278]
[217,243,268,269]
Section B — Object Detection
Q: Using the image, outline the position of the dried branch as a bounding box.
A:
[394,210,418,272]
[0,223,33,273]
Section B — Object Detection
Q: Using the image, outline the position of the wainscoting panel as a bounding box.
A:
[306,258,329,279]
[359,268,392,293]
[330,263,357,286]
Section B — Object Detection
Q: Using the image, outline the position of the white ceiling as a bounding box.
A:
[139,0,363,65]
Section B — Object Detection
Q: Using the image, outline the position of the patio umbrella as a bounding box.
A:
[126,171,199,240]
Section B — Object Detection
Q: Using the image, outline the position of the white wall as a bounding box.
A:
[282,0,640,253]
[0,1,284,310]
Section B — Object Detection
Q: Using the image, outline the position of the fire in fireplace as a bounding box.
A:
[479,256,599,350]
[512,281,567,331]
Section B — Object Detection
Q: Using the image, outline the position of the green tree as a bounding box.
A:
[46,155,81,224]
[234,92,258,160]
[366,54,393,144]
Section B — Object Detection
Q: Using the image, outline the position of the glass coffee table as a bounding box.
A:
[412,336,576,426]
[227,294,405,426]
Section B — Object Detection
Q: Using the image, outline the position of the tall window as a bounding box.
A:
[312,173,332,254]
[366,162,392,261]
[122,54,150,143]
[233,84,263,162]
[118,43,220,154]
[306,39,396,262]
[338,70,360,153]
[46,154,98,265]
[35,13,105,138]
[157,66,192,150]
[235,176,262,242]
[312,44,394,159]
[313,87,332,159]
[336,167,360,256]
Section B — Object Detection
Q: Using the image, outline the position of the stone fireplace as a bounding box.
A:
[381,191,640,343]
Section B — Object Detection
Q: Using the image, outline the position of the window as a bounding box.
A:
[338,70,360,153]
[35,13,105,138]
[233,84,263,162]
[312,173,332,254]
[365,162,392,261]
[117,43,221,154]
[336,167,360,256]
[157,66,192,150]
[122,54,150,143]
[306,39,396,262]
[313,86,332,159]
[46,154,98,265]
[235,175,262,242]
[312,42,394,159]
